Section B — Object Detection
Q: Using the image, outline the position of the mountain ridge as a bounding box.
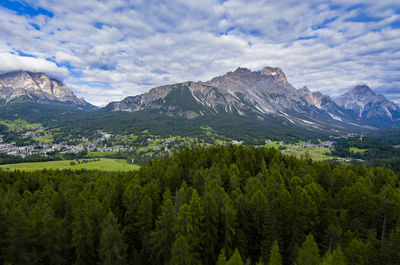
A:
[106,66,400,130]
[1,67,399,137]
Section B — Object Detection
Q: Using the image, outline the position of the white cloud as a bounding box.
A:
[0,52,68,78]
[55,51,82,65]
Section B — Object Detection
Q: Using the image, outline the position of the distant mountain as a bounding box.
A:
[107,67,311,117]
[0,71,94,109]
[106,67,400,131]
[106,67,358,134]
[335,85,400,127]
[2,67,397,141]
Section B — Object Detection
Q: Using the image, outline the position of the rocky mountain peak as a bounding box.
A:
[224,67,254,79]
[334,84,400,123]
[260,66,288,84]
[299,86,310,92]
[335,84,376,109]
[0,71,93,108]
[350,85,376,97]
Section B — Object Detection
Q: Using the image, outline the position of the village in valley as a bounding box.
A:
[0,119,339,162]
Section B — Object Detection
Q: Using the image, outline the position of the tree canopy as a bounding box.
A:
[0,145,399,264]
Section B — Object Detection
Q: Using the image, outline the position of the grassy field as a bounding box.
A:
[33,135,53,143]
[87,151,119,157]
[349,147,368,154]
[0,158,140,171]
[265,140,342,161]
[285,147,336,161]
[0,119,41,131]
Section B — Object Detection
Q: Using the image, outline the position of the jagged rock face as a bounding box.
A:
[335,85,377,114]
[107,67,343,131]
[202,67,298,114]
[109,67,308,115]
[0,71,90,107]
[106,81,235,119]
[261,66,289,85]
[335,85,400,124]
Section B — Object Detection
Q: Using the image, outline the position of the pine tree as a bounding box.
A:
[41,206,68,265]
[98,212,127,265]
[150,195,176,264]
[222,192,236,258]
[344,238,368,265]
[71,201,95,265]
[268,241,282,265]
[0,199,7,262]
[136,194,154,260]
[331,248,346,265]
[296,234,320,265]
[226,248,244,265]
[202,191,219,265]
[169,234,196,265]
[122,183,142,261]
[216,250,227,265]
[321,247,346,265]
[71,195,105,265]
[5,208,34,264]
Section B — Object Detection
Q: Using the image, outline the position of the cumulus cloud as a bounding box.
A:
[55,51,82,65]
[0,52,68,78]
[0,0,399,105]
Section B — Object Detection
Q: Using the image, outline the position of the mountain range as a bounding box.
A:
[105,67,400,130]
[0,68,399,139]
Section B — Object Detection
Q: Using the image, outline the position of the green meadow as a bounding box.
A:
[349,147,368,153]
[265,140,342,161]
[0,119,41,131]
[0,158,140,171]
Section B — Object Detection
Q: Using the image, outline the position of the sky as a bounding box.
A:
[0,0,399,106]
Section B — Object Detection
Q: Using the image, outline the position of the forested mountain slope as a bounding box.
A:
[0,145,399,265]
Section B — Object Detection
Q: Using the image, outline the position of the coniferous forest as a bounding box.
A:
[0,145,399,265]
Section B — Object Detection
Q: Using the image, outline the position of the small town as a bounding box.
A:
[0,134,133,158]
[0,126,337,159]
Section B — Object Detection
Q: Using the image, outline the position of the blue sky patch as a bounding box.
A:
[220,26,235,35]
[390,20,400,29]
[346,13,383,23]
[249,29,262,37]
[297,36,317,41]
[17,50,36,57]
[0,0,53,17]
[94,22,105,29]
[346,4,366,12]
[312,16,338,30]
[29,22,40,30]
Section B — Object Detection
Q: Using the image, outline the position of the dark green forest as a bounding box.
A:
[0,145,399,265]
[330,137,400,174]
[331,137,400,161]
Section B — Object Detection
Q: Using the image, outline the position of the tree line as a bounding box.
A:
[0,145,399,264]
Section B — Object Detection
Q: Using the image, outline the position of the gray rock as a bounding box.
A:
[0,71,92,108]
